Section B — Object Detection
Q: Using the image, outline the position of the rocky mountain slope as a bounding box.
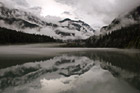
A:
[86,5,140,48]
[100,5,140,34]
[0,55,95,91]
[0,2,95,40]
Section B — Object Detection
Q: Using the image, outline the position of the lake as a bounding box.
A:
[0,44,140,93]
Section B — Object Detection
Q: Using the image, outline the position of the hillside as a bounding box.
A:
[86,5,140,49]
[0,27,56,44]
[100,6,140,34]
[0,2,95,40]
[86,24,140,48]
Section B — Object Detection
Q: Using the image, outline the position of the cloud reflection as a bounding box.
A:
[0,54,139,93]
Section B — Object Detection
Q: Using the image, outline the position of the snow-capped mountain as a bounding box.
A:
[57,18,95,39]
[0,2,95,40]
[0,3,57,28]
[0,55,95,91]
[100,5,140,34]
[59,18,95,33]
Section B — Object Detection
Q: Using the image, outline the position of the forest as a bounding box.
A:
[0,27,56,44]
[86,24,140,48]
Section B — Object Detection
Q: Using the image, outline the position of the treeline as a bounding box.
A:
[86,24,140,48]
[0,27,56,44]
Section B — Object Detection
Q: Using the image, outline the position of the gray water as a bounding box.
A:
[0,45,140,93]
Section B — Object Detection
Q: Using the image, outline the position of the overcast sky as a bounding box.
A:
[2,0,140,30]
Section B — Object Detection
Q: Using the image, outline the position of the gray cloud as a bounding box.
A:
[0,0,29,8]
[55,0,140,29]
[0,0,43,16]
[1,0,140,30]
[63,11,71,15]
[55,0,78,6]
[11,0,29,7]
[62,11,72,16]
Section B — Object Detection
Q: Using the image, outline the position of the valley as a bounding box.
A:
[0,0,140,93]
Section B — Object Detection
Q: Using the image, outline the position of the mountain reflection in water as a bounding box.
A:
[0,49,140,93]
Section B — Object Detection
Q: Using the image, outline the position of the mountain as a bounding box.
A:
[86,5,140,48]
[59,18,95,33]
[86,24,140,48]
[0,4,57,29]
[100,5,140,34]
[0,3,95,40]
[0,55,95,91]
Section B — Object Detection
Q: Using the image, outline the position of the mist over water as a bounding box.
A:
[0,45,140,93]
[0,0,140,92]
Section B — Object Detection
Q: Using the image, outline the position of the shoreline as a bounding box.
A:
[0,44,140,68]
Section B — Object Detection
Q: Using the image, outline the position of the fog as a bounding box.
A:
[1,0,140,29]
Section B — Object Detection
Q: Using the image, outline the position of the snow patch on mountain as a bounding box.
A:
[0,2,95,40]
[100,6,140,35]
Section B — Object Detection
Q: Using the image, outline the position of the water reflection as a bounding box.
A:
[0,50,140,93]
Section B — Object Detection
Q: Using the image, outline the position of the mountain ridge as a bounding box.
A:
[85,5,140,49]
[0,3,95,40]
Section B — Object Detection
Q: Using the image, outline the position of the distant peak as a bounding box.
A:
[59,18,71,23]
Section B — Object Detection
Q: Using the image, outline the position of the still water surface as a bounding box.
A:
[0,45,140,93]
